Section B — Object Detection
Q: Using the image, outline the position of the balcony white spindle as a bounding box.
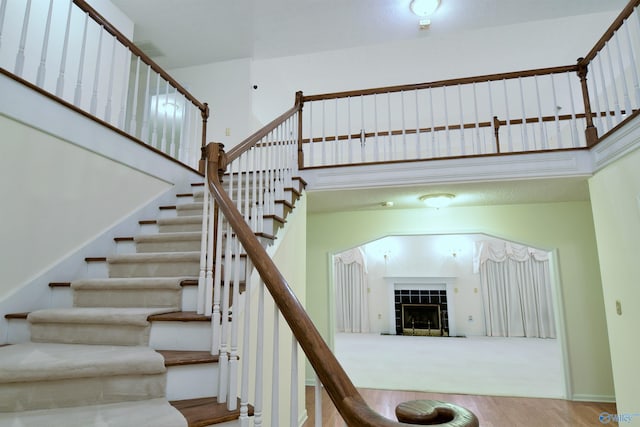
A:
[428,87,436,157]
[612,31,633,116]
[211,200,224,330]
[308,102,314,167]
[457,84,466,155]
[315,376,322,426]
[290,335,299,427]
[360,94,366,162]
[472,82,481,154]
[117,49,129,130]
[401,91,407,160]
[334,97,339,164]
[254,280,266,427]
[487,80,497,152]
[0,0,8,50]
[129,57,141,134]
[533,75,546,150]
[104,35,117,123]
[443,86,451,156]
[604,42,623,123]
[387,92,392,161]
[271,305,280,427]
[55,0,73,97]
[321,100,326,165]
[251,148,258,231]
[90,27,104,116]
[623,20,640,107]
[140,65,152,142]
[257,142,265,234]
[243,153,251,223]
[36,0,54,88]
[169,88,179,157]
[415,89,421,159]
[517,77,529,151]
[374,93,380,162]
[596,55,614,131]
[151,74,161,148]
[501,79,513,152]
[197,173,210,315]
[587,62,605,135]
[14,0,31,77]
[227,232,242,411]
[74,13,89,107]
[550,73,562,148]
[348,96,354,163]
[565,73,580,147]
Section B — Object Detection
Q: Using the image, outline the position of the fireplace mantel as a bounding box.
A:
[384,276,457,336]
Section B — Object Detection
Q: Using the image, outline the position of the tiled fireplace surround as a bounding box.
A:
[384,277,457,337]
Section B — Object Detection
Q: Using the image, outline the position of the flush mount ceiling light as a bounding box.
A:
[410,0,440,29]
[419,193,455,208]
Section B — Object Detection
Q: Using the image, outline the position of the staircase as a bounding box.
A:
[0,177,304,426]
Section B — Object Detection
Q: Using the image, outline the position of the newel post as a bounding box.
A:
[296,91,305,170]
[205,142,228,182]
[576,58,599,147]
[198,103,210,173]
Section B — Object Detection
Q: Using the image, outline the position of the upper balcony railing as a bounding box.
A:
[0,0,208,170]
[297,0,640,169]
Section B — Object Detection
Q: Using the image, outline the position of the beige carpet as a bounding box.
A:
[334,333,564,399]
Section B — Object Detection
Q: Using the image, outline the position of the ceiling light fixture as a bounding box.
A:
[410,0,440,29]
[419,193,455,208]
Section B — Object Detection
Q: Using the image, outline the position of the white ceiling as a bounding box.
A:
[111,0,627,69]
[109,0,625,212]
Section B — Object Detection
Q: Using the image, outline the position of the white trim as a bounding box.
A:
[592,115,640,171]
[572,394,616,403]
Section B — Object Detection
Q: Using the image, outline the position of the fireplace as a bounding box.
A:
[401,303,442,336]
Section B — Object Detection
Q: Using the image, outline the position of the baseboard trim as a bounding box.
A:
[572,393,616,403]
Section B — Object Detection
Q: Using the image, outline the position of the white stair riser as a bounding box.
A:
[181,286,198,312]
[149,322,212,351]
[0,374,166,412]
[136,240,201,253]
[115,240,137,255]
[165,364,219,401]
[5,319,29,344]
[50,287,73,308]
[158,222,202,233]
[139,223,160,234]
[86,261,108,278]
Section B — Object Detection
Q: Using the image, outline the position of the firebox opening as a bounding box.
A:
[401,303,444,336]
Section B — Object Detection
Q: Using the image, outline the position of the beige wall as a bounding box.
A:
[0,115,171,300]
[589,146,640,422]
[306,201,614,400]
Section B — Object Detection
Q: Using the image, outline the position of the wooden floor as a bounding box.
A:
[302,387,617,427]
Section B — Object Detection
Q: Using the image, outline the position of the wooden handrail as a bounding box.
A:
[205,143,478,426]
[582,0,640,64]
[72,0,207,114]
[302,65,577,102]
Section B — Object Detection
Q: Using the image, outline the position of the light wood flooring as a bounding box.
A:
[302,386,617,427]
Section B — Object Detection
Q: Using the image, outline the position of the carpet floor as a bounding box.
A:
[334,333,564,399]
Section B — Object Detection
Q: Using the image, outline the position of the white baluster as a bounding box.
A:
[90,27,104,116]
[373,93,379,162]
[604,41,623,123]
[612,31,633,116]
[314,376,322,426]
[401,91,407,160]
[443,86,451,156]
[104,35,117,123]
[218,186,234,405]
[197,172,210,315]
[140,65,152,143]
[74,13,89,107]
[321,100,326,165]
[565,73,580,147]
[428,87,436,157]
[169,88,178,157]
[550,73,562,148]
[360,95,366,162]
[290,335,299,427]
[129,57,141,135]
[415,89,421,159]
[623,20,640,108]
[0,0,8,50]
[533,75,546,150]
[457,84,466,155]
[271,305,280,427]
[347,96,353,163]
[334,97,339,164]
[308,102,314,167]
[517,77,529,151]
[151,74,161,148]
[36,0,54,88]
[227,232,241,411]
[596,55,614,131]
[472,82,481,154]
[254,281,265,427]
[55,0,73,97]
[488,80,496,152]
[14,0,31,76]
[588,62,605,135]
[211,206,224,336]
[160,81,170,152]
[501,79,513,152]
[239,260,253,427]
[117,49,129,130]
[387,92,392,161]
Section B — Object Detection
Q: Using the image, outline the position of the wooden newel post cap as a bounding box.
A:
[395,400,479,426]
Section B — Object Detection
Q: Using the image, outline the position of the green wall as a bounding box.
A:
[589,146,640,421]
[306,201,615,400]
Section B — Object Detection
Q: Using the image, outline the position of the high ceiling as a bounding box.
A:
[111,0,627,69]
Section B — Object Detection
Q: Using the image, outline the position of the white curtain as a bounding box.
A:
[334,247,369,333]
[475,241,556,338]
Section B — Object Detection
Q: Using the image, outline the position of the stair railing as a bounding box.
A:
[0,0,208,170]
[199,93,479,426]
[297,0,640,169]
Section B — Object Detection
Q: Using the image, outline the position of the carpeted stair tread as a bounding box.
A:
[0,398,187,427]
[27,307,176,326]
[71,277,194,290]
[107,252,201,264]
[0,342,166,383]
